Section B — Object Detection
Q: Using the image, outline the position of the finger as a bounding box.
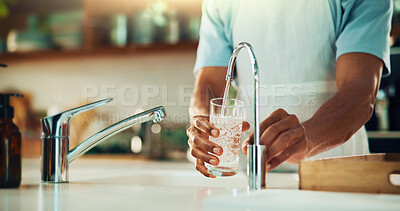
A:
[196,159,216,178]
[187,127,223,156]
[260,114,300,147]
[242,121,250,132]
[187,138,193,148]
[191,147,220,166]
[191,116,219,138]
[241,121,251,154]
[266,127,304,162]
[246,108,290,146]
[196,159,234,177]
[187,128,194,147]
[242,134,251,155]
[267,141,305,170]
[221,171,237,177]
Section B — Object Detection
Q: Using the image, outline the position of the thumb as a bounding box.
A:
[242,138,250,155]
[241,132,254,155]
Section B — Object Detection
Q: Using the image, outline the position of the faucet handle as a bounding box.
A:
[41,98,113,138]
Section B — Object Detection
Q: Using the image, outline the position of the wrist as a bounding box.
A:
[189,101,210,117]
[301,121,319,158]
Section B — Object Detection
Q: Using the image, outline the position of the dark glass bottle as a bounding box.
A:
[0,118,21,188]
[0,93,23,188]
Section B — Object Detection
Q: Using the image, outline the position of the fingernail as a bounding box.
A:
[210,159,218,165]
[211,129,218,136]
[266,163,271,170]
[213,148,222,155]
[210,175,216,178]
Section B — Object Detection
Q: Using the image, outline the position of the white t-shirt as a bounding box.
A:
[193,0,392,171]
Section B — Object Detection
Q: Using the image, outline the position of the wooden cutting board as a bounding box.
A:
[299,153,400,194]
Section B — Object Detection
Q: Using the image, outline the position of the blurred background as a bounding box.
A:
[0,0,201,161]
[0,0,399,161]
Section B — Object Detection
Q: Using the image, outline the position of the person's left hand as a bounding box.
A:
[242,108,312,170]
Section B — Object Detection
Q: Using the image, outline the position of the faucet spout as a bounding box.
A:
[226,42,260,146]
[40,98,166,183]
[225,42,267,190]
[67,106,166,163]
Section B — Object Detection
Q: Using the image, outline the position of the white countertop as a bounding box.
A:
[1,157,399,211]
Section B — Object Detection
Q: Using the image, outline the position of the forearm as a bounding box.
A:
[189,67,227,117]
[303,53,383,157]
[189,80,213,117]
[303,86,377,157]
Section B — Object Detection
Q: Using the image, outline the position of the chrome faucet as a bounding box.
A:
[225,42,267,190]
[41,98,166,183]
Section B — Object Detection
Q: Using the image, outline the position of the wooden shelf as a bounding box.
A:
[0,41,198,62]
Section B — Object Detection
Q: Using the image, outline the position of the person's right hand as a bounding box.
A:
[187,115,250,178]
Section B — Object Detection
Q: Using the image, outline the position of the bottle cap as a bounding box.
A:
[0,93,24,119]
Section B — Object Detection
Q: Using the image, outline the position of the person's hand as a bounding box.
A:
[242,109,312,171]
[187,115,250,178]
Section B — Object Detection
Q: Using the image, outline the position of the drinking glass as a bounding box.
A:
[205,98,244,177]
